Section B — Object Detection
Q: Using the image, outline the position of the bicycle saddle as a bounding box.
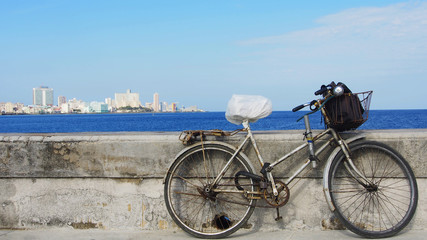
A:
[225,94,272,125]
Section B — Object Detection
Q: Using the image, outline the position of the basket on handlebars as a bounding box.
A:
[322,91,373,132]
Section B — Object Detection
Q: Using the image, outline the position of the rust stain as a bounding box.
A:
[158,220,168,230]
[113,178,143,184]
[71,221,97,229]
[141,202,146,228]
[128,204,131,212]
[321,217,345,230]
[98,222,105,229]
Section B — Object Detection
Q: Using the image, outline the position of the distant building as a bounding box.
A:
[33,86,54,106]
[171,103,177,112]
[58,96,66,106]
[114,89,141,108]
[105,98,113,106]
[105,98,114,111]
[88,101,109,113]
[1,102,24,114]
[153,92,160,112]
[145,102,153,109]
[182,105,200,112]
[4,102,14,113]
[68,98,86,113]
[159,102,178,112]
[22,106,38,114]
[61,103,70,113]
[161,102,168,112]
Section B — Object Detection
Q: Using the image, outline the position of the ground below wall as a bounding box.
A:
[0,129,426,231]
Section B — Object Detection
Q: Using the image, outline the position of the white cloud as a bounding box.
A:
[240,2,427,62]
[235,2,427,109]
[243,2,427,44]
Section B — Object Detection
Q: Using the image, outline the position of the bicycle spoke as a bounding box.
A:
[329,141,417,238]
[165,145,256,238]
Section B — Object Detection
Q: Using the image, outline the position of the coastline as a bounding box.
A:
[0,110,426,134]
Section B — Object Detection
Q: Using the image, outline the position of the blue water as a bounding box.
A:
[0,110,426,133]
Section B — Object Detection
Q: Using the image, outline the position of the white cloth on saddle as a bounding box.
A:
[225,94,272,125]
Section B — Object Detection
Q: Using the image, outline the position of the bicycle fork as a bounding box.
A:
[330,130,374,187]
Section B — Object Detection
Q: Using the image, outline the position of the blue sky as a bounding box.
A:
[1,0,426,111]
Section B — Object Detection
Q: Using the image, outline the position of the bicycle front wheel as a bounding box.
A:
[164,143,256,239]
[328,141,418,238]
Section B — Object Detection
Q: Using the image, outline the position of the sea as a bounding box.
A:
[0,110,426,133]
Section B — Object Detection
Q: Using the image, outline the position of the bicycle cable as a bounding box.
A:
[297,95,335,122]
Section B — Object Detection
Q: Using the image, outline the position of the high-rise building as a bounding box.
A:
[105,97,114,111]
[161,102,168,112]
[58,96,66,106]
[153,92,159,112]
[105,98,112,106]
[114,89,141,108]
[171,103,177,112]
[33,86,54,106]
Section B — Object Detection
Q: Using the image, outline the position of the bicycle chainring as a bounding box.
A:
[263,180,290,207]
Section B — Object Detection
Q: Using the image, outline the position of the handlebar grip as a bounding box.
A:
[315,85,328,95]
[292,104,305,112]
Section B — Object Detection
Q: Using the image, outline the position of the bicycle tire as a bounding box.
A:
[164,143,256,238]
[328,141,418,238]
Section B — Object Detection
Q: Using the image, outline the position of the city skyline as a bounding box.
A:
[1,1,426,111]
[29,86,184,109]
[0,86,201,114]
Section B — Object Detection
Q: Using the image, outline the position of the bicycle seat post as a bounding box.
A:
[303,115,318,168]
[243,119,279,196]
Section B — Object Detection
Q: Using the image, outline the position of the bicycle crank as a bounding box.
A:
[264,180,290,208]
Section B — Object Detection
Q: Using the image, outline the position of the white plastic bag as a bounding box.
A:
[225,95,272,125]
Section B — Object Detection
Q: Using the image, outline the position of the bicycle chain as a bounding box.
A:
[213,181,290,209]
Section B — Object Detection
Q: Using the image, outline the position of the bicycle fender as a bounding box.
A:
[322,134,366,212]
[163,141,254,184]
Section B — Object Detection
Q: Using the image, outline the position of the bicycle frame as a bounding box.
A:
[210,113,371,199]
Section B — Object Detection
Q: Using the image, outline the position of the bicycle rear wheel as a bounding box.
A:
[328,141,418,238]
[164,143,256,239]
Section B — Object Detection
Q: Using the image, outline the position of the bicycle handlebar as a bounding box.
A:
[293,82,339,112]
[292,100,318,112]
[314,84,332,96]
[292,104,306,112]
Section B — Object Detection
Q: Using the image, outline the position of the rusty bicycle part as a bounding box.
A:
[263,180,290,208]
[179,129,246,145]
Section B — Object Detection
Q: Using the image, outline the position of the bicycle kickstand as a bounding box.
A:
[275,208,283,221]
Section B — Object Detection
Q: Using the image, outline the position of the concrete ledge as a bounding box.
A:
[1,229,427,240]
[0,129,426,231]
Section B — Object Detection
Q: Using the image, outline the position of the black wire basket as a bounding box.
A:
[323,91,373,132]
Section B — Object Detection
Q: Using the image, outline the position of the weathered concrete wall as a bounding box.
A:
[0,130,426,231]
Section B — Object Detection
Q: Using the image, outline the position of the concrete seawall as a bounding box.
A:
[0,129,426,232]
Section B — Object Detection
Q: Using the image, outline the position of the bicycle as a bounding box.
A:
[163,82,418,239]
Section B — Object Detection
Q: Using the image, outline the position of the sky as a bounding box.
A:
[1,0,426,111]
